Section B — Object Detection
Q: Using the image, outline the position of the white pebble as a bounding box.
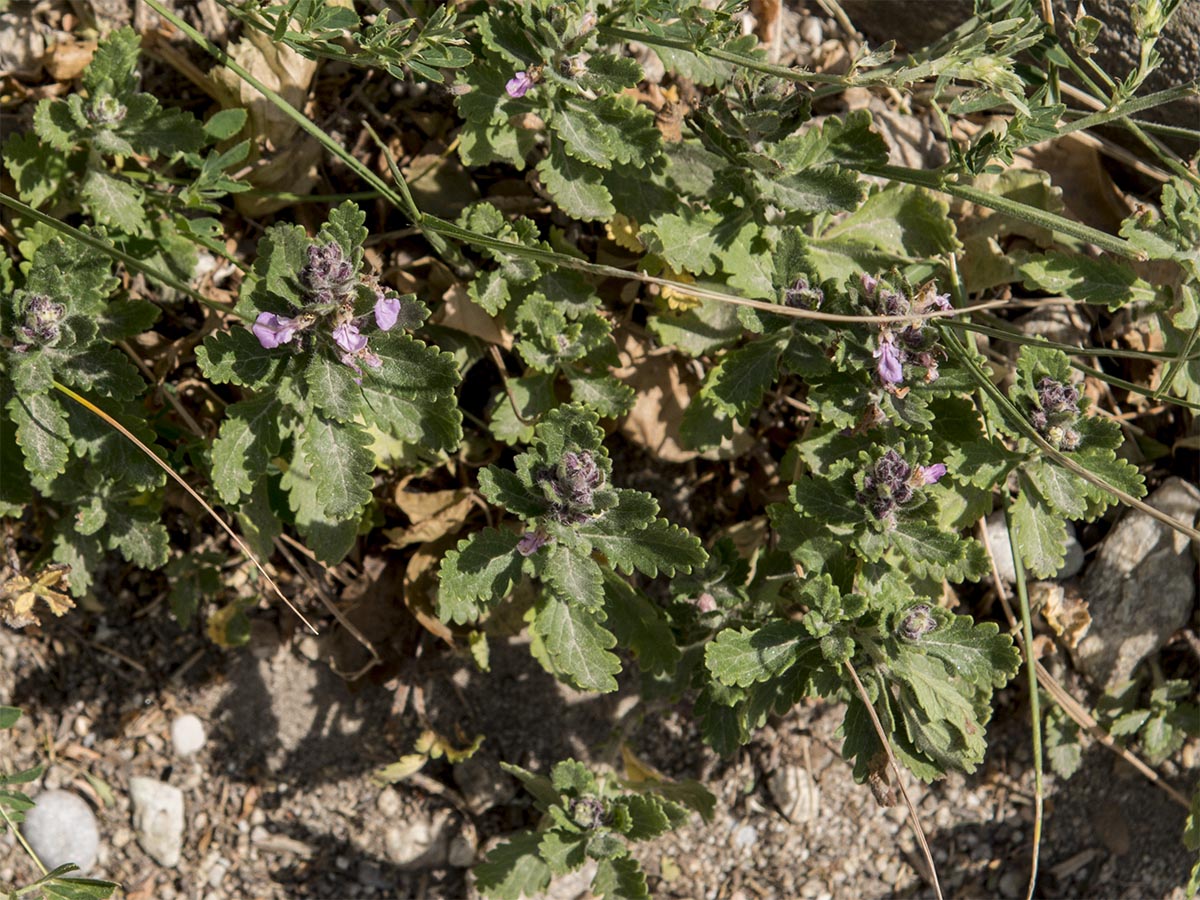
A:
[22,790,100,875]
[170,714,206,757]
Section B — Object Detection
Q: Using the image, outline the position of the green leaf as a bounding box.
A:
[591,856,649,900]
[543,544,604,611]
[602,573,680,675]
[886,523,983,582]
[196,328,287,389]
[474,831,552,900]
[702,334,786,417]
[620,794,676,841]
[304,354,363,423]
[917,614,1020,687]
[566,372,634,418]
[79,170,148,235]
[530,593,621,692]
[773,109,889,170]
[537,146,615,221]
[320,200,368,269]
[2,130,69,208]
[280,446,359,564]
[59,346,145,400]
[705,621,810,688]
[551,100,618,168]
[105,501,169,568]
[818,184,959,258]
[437,528,525,621]
[1010,480,1068,579]
[0,707,22,729]
[211,394,283,505]
[8,392,71,491]
[36,873,119,900]
[98,299,160,340]
[756,167,863,216]
[641,211,723,276]
[576,518,705,578]
[538,831,589,876]
[302,415,375,519]
[478,467,547,519]
[130,106,207,158]
[1016,251,1157,310]
[204,107,247,140]
[946,439,1019,490]
[83,26,140,98]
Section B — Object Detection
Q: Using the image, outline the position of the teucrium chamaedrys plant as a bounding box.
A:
[197,201,462,564]
[438,404,706,691]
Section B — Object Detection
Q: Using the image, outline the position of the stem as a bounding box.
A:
[0,193,225,311]
[868,164,1146,260]
[598,24,846,85]
[1003,498,1044,900]
[951,318,1196,362]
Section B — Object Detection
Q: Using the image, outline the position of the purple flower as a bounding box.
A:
[860,273,878,298]
[873,333,905,385]
[917,463,947,484]
[300,243,357,307]
[332,321,367,354]
[506,71,534,98]
[517,530,550,557]
[374,294,401,331]
[252,312,301,349]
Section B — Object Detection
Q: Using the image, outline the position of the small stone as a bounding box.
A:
[206,858,229,888]
[296,636,321,661]
[998,869,1025,898]
[448,832,476,868]
[376,787,401,817]
[170,714,206,757]
[22,791,100,875]
[129,777,185,868]
[799,16,824,45]
[383,809,451,869]
[733,824,758,848]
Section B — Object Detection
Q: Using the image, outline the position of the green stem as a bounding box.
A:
[951,318,1197,361]
[598,24,846,85]
[0,193,229,313]
[1053,82,1199,139]
[140,0,410,215]
[1072,362,1200,412]
[869,163,1146,259]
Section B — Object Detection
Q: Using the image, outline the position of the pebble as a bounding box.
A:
[453,755,517,815]
[22,790,100,875]
[383,808,451,869]
[376,787,401,817]
[129,777,185,868]
[733,824,758,849]
[170,714,206,757]
[767,764,820,823]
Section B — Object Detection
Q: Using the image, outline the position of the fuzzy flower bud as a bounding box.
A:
[300,243,357,308]
[897,604,937,641]
[784,277,824,310]
[87,95,127,125]
[14,294,66,347]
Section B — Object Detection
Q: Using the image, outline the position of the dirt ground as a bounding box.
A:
[0,584,1194,899]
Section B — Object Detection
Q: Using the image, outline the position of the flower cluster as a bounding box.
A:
[86,95,127,126]
[1029,376,1082,450]
[896,603,937,641]
[250,242,413,379]
[855,449,946,524]
[569,796,608,829]
[862,275,951,388]
[538,449,604,524]
[12,294,66,350]
[784,276,824,310]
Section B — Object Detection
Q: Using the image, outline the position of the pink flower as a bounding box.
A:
[873,333,904,385]
[506,71,534,98]
[860,273,878,298]
[517,530,549,556]
[252,312,300,349]
[374,294,402,331]
[917,463,947,484]
[332,321,367,354]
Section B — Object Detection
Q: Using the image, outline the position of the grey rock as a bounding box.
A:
[129,776,185,868]
[383,808,452,869]
[170,714,206,757]
[987,512,1083,583]
[22,790,100,875]
[1074,477,1200,688]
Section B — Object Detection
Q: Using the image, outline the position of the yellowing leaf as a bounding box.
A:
[659,267,700,312]
[606,213,646,252]
[1,563,74,628]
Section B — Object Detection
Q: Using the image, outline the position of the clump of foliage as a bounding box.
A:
[2,0,1199,896]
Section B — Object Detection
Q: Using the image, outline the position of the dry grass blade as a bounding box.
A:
[843,660,944,900]
[52,381,318,635]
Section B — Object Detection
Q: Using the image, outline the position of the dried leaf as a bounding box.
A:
[403,535,459,645]
[1033,581,1091,650]
[431,283,513,348]
[1,563,73,628]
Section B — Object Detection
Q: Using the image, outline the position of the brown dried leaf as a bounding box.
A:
[388,476,475,549]
[1033,581,1091,650]
[403,536,458,646]
[1,563,73,628]
[44,39,97,82]
[431,283,512,348]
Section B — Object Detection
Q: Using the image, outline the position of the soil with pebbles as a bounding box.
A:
[0,595,1193,900]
